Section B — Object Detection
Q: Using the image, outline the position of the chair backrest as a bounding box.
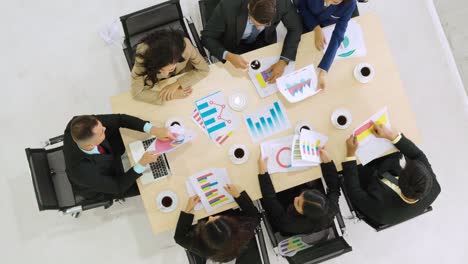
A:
[120,0,189,67]
[25,146,76,210]
[198,0,222,28]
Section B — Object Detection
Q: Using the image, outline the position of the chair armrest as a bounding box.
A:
[255,200,279,247]
[255,221,270,264]
[184,16,209,61]
[82,200,113,211]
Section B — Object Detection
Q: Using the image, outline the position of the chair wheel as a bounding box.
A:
[71,212,81,218]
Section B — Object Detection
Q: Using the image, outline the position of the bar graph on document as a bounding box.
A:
[298,129,328,163]
[194,91,238,145]
[353,107,396,165]
[188,168,234,212]
[244,100,291,143]
[354,108,389,145]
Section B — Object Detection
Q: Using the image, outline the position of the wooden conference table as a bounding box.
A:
[110,13,420,235]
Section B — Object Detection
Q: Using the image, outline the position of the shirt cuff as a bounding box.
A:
[345,156,357,162]
[133,162,146,174]
[391,133,402,144]
[222,50,228,60]
[143,122,153,133]
[279,56,291,64]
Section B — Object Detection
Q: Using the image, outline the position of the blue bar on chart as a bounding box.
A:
[243,100,291,142]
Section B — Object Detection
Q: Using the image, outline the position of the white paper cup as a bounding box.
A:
[165,117,185,129]
[354,63,375,84]
[229,144,249,165]
[331,108,352,130]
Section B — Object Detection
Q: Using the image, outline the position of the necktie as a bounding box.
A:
[381,172,399,185]
[245,25,261,44]
[97,144,107,154]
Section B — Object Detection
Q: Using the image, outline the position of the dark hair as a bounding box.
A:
[249,0,276,24]
[70,115,98,143]
[196,215,258,262]
[135,30,186,86]
[399,159,433,200]
[302,190,332,220]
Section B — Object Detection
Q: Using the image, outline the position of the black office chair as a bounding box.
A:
[258,179,352,264]
[184,207,270,264]
[120,0,207,70]
[338,175,434,232]
[25,135,114,218]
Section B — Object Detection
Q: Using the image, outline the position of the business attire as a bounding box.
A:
[297,0,357,72]
[201,0,302,62]
[258,162,341,236]
[174,191,261,263]
[130,37,209,105]
[63,114,152,200]
[342,134,441,225]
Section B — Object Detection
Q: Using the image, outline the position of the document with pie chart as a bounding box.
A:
[322,20,367,60]
[260,135,307,174]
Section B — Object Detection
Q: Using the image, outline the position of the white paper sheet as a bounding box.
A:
[276,64,320,103]
[322,20,367,60]
[187,168,234,213]
[353,107,398,165]
[248,57,295,98]
[260,135,307,173]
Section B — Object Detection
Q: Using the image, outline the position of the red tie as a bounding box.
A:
[97,145,107,154]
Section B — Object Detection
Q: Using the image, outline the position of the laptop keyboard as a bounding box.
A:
[142,138,171,179]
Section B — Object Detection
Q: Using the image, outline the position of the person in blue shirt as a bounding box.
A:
[297,0,357,89]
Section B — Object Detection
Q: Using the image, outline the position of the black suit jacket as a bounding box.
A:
[258,162,341,235]
[201,0,302,61]
[342,135,441,225]
[174,191,260,260]
[63,114,148,199]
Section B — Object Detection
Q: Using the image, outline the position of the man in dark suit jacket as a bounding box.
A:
[342,123,441,225]
[202,0,302,82]
[63,114,173,200]
[258,149,340,236]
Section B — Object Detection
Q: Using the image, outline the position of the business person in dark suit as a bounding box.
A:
[342,123,441,225]
[63,114,174,200]
[202,0,302,83]
[174,185,261,263]
[297,0,357,89]
[258,148,340,236]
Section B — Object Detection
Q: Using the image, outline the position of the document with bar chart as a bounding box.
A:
[244,101,291,143]
[187,168,234,213]
[299,129,328,163]
[276,64,320,103]
[353,107,397,165]
[193,91,239,146]
[248,57,295,98]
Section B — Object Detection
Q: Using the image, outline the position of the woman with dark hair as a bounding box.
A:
[130,30,209,105]
[174,184,261,263]
[258,147,340,235]
[296,0,357,89]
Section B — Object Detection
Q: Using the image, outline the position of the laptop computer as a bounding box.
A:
[129,137,172,185]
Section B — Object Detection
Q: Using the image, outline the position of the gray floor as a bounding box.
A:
[1,0,468,263]
[434,0,468,94]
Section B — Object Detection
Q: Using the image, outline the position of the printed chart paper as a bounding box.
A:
[291,130,328,167]
[277,64,320,103]
[187,168,234,213]
[244,101,291,143]
[299,129,328,163]
[353,107,397,165]
[261,135,306,173]
[192,91,239,146]
[248,57,295,98]
[322,20,367,60]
